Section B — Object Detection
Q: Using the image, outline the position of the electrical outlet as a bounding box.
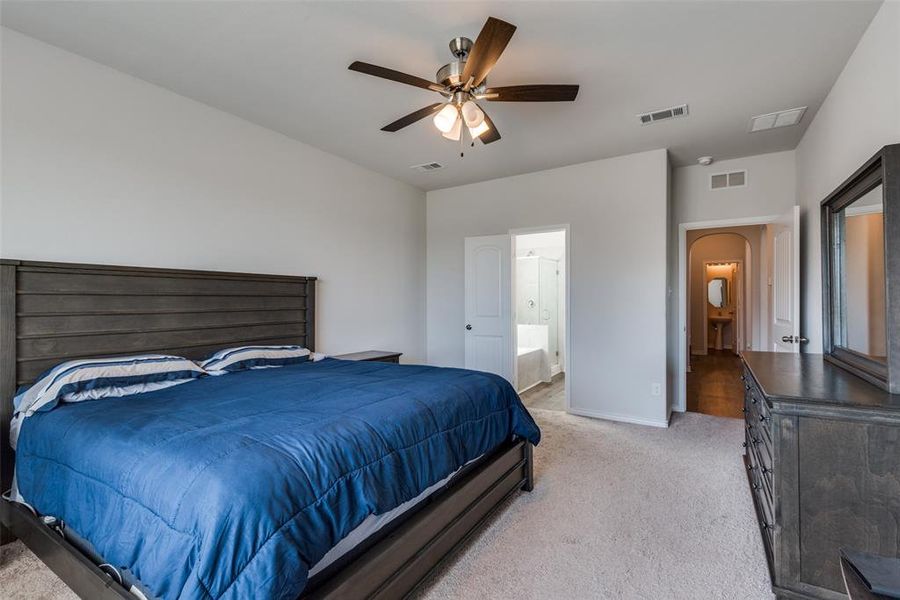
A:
[651,383,662,397]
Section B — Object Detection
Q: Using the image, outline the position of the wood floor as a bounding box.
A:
[686,350,744,419]
[520,373,565,411]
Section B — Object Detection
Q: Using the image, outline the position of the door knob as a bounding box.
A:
[781,336,793,343]
[782,335,810,344]
[465,324,472,330]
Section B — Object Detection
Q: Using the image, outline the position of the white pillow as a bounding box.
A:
[200,345,311,373]
[10,354,206,448]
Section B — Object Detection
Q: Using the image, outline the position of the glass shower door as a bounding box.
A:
[539,258,559,368]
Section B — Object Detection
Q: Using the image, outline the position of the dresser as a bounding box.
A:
[741,351,900,600]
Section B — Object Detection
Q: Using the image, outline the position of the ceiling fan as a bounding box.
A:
[348,17,579,148]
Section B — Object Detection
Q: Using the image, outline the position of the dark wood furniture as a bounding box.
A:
[333,350,402,363]
[821,144,900,392]
[741,351,900,600]
[0,259,533,600]
[840,550,900,600]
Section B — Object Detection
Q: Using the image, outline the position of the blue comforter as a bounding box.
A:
[14,358,540,599]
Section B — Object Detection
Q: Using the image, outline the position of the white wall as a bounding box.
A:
[795,1,900,354]
[673,151,797,226]
[0,29,427,360]
[427,149,670,427]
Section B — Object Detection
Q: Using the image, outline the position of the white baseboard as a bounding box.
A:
[567,406,669,428]
[517,381,542,394]
[551,364,562,377]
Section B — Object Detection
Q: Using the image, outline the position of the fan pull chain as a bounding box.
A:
[460,122,465,158]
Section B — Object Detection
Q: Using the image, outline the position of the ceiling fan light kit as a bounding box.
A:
[348,17,580,148]
[433,104,460,133]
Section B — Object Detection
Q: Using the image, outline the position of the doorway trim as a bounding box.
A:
[509,224,572,413]
[676,215,780,414]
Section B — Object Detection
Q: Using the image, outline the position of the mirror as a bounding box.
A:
[708,277,728,308]
[831,184,886,363]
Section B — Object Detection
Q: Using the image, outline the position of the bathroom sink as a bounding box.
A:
[709,315,733,351]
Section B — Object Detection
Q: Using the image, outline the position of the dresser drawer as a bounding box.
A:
[742,369,774,461]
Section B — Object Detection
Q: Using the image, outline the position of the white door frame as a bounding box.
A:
[676,215,780,413]
[509,224,572,412]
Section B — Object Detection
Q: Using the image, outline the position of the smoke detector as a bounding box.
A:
[697,156,714,166]
[749,106,807,132]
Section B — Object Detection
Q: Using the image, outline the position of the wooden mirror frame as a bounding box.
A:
[821,144,900,392]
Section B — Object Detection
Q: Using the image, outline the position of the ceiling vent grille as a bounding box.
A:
[410,162,443,172]
[710,170,747,190]
[749,106,807,132]
[638,104,689,125]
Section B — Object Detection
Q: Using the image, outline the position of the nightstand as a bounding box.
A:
[332,350,402,364]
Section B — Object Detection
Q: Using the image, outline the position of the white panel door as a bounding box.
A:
[771,206,801,352]
[465,235,513,382]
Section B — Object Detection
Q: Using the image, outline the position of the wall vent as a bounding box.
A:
[410,162,443,172]
[710,170,747,190]
[637,104,689,125]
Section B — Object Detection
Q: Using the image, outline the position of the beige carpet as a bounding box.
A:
[0,410,772,600]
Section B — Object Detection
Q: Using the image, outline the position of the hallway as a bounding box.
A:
[686,351,744,419]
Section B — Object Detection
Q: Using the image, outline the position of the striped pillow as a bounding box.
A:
[200,345,310,373]
[10,354,206,448]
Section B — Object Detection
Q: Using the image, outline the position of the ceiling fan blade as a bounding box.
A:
[381,103,444,132]
[461,17,517,89]
[349,61,444,93]
[480,84,579,102]
[478,111,501,144]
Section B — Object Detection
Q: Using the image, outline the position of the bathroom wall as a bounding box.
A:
[687,226,765,355]
[516,231,566,372]
[704,263,737,349]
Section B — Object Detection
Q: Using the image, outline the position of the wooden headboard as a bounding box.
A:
[0,259,316,496]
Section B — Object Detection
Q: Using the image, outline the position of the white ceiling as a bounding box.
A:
[1,1,881,191]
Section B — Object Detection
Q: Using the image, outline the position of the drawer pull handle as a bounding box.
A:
[747,464,755,471]
[762,523,774,531]
[741,441,747,448]
[752,438,761,445]
[751,398,758,404]
[761,467,772,475]
[758,415,769,423]
[742,408,748,414]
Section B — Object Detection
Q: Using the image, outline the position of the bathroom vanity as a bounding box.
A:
[741,144,900,600]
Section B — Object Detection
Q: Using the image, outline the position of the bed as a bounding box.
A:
[0,259,539,600]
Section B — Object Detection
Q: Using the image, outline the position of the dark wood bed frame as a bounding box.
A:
[0,259,533,599]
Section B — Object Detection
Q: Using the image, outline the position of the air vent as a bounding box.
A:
[410,162,443,172]
[710,170,747,190]
[638,104,689,125]
[749,106,807,132]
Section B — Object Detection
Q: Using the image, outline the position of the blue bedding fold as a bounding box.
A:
[14,358,540,599]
